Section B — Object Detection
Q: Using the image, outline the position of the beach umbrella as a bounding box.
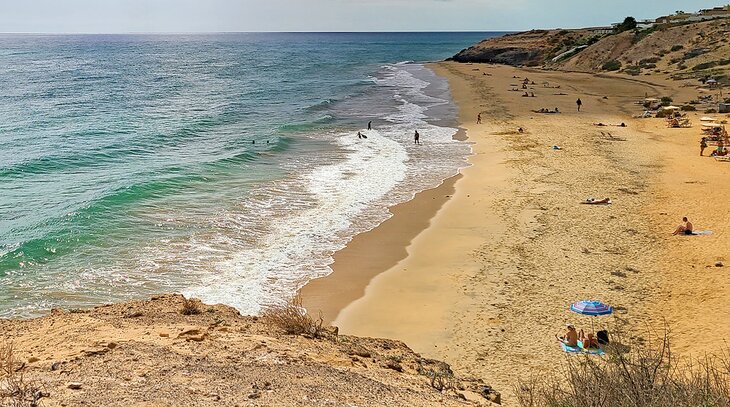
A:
[570,300,613,333]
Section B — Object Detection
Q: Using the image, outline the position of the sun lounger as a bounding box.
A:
[714,156,730,162]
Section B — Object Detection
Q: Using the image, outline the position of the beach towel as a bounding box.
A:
[581,198,612,205]
[578,340,606,355]
[560,343,581,353]
[560,342,606,355]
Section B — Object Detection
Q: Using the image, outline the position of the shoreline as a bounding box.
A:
[300,172,462,323]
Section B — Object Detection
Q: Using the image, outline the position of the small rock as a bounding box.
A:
[383,360,403,372]
[83,348,109,357]
[51,361,62,371]
[67,382,82,390]
[27,356,40,363]
[106,342,118,349]
[248,391,261,399]
[159,332,170,338]
[186,333,208,342]
[716,262,724,267]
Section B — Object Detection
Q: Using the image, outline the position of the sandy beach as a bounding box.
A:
[301,62,730,403]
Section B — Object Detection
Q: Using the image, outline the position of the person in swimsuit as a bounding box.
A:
[556,324,578,347]
[672,217,693,235]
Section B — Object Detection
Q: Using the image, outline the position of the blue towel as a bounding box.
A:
[560,341,605,355]
[560,343,581,353]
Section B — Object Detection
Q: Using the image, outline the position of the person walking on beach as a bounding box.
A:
[477,113,482,124]
[368,121,372,130]
[700,137,708,156]
[414,130,420,145]
[576,98,583,112]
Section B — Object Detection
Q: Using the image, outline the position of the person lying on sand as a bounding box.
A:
[578,329,599,349]
[582,197,611,205]
[556,324,578,347]
[593,122,607,126]
[672,217,693,235]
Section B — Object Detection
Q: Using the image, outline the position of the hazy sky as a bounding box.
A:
[0,0,725,33]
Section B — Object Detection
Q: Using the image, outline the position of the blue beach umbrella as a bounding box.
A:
[570,300,613,333]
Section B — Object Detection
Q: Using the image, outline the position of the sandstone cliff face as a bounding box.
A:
[450,29,602,67]
[452,19,730,84]
[0,295,498,407]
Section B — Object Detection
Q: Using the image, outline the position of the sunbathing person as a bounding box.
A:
[582,197,611,204]
[556,324,578,347]
[672,217,693,235]
[578,329,599,349]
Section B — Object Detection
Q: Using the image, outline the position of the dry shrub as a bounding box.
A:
[0,343,45,407]
[420,366,458,393]
[516,330,730,407]
[180,296,202,315]
[261,294,324,338]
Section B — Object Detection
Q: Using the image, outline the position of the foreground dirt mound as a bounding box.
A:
[0,295,497,407]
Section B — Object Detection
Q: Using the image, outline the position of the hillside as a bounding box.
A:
[451,18,730,84]
[0,295,499,407]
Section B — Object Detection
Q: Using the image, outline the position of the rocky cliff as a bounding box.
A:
[452,18,730,84]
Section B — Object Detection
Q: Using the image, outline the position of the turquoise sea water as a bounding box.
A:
[0,32,502,317]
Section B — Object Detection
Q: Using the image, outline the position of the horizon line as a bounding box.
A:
[0,30,518,35]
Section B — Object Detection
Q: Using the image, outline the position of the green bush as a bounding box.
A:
[640,57,661,65]
[624,66,641,76]
[694,61,719,71]
[602,60,622,71]
[661,96,673,106]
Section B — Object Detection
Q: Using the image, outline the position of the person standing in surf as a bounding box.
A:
[477,113,482,124]
[368,121,372,130]
[576,98,582,112]
[414,130,420,145]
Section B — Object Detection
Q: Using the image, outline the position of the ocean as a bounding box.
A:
[0,32,502,317]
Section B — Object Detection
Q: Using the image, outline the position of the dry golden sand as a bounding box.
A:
[301,62,730,404]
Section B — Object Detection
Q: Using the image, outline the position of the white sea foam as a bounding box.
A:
[184,63,471,315]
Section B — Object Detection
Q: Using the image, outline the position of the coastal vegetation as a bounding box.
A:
[516,332,730,407]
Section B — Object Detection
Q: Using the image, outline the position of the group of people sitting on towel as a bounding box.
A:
[556,324,609,349]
